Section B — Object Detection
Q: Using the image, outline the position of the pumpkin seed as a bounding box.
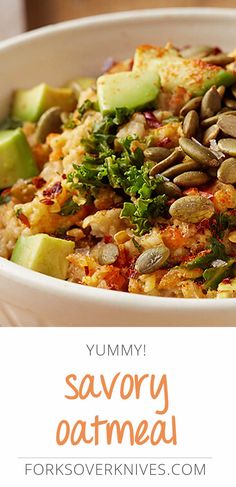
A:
[149,148,184,176]
[232,84,236,99]
[135,245,170,274]
[161,159,200,179]
[202,53,234,66]
[228,231,236,244]
[169,195,214,223]
[35,106,62,143]
[224,98,236,109]
[201,111,236,128]
[179,137,220,167]
[181,45,213,59]
[173,171,210,187]
[98,243,119,265]
[217,85,226,98]
[201,114,220,128]
[156,181,182,198]
[183,110,199,138]
[144,146,171,162]
[179,97,202,116]
[218,138,236,156]
[202,124,220,146]
[217,157,236,184]
[200,86,222,120]
[217,114,236,138]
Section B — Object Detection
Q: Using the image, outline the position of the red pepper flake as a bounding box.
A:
[212,46,222,55]
[40,198,54,206]
[196,218,211,232]
[167,198,176,206]
[84,266,89,276]
[199,190,214,200]
[157,137,171,148]
[43,181,62,198]
[104,235,113,244]
[16,209,30,228]
[144,111,162,129]
[1,188,11,197]
[32,176,46,189]
[62,173,67,180]
[222,277,231,284]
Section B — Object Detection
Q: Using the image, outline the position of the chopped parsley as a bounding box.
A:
[78,99,97,117]
[59,198,81,216]
[203,260,235,290]
[211,212,236,238]
[187,237,228,270]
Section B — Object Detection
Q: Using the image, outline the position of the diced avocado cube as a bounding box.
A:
[12,83,77,122]
[97,70,160,114]
[133,45,236,96]
[11,234,75,280]
[0,128,38,189]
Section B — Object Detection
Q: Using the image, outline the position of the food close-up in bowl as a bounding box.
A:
[1,40,236,300]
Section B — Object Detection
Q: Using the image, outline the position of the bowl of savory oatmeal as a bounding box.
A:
[0,8,236,325]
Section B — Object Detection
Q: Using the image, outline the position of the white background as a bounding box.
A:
[0,327,235,486]
[0,0,25,40]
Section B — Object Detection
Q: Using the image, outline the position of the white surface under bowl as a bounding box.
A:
[0,8,236,326]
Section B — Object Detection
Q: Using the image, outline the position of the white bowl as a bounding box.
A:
[0,8,236,326]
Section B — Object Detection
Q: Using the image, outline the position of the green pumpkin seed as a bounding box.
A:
[232,84,236,99]
[98,243,119,265]
[156,181,182,198]
[218,138,236,157]
[201,110,236,128]
[35,106,62,143]
[224,98,236,109]
[217,157,236,184]
[173,171,210,187]
[169,195,214,223]
[135,245,170,274]
[217,114,236,138]
[144,147,171,162]
[181,45,213,59]
[179,137,220,167]
[200,86,222,120]
[149,148,184,176]
[202,124,220,146]
[179,97,202,116]
[202,53,234,66]
[183,110,199,138]
[161,159,200,179]
[201,114,220,128]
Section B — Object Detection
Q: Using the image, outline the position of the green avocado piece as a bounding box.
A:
[11,233,75,280]
[0,128,38,189]
[133,45,236,96]
[12,83,77,122]
[97,70,160,114]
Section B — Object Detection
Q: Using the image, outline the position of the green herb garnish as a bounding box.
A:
[59,198,81,216]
